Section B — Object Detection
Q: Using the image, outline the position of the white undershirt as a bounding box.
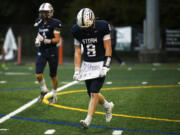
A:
[103,34,111,41]
[54,30,60,34]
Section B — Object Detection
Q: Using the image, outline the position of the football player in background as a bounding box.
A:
[34,3,62,104]
[110,24,125,66]
[0,38,6,69]
[72,8,114,129]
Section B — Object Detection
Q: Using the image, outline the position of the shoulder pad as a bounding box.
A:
[96,20,109,28]
[96,20,110,35]
[51,18,62,28]
[71,24,80,37]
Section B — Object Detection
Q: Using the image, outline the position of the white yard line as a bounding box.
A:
[0,81,7,84]
[0,129,8,131]
[0,81,79,124]
[0,97,38,124]
[5,72,31,75]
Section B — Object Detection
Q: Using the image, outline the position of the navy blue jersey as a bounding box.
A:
[71,20,111,62]
[34,18,62,50]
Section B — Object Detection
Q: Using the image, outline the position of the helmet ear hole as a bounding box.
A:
[76,8,95,28]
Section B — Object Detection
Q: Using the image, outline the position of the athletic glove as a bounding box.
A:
[37,33,44,42]
[99,56,112,77]
[35,33,43,47]
[73,67,80,81]
[36,33,51,44]
[35,36,41,47]
[99,66,110,77]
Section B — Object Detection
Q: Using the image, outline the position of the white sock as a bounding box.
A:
[102,100,110,109]
[39,79,48,92]
[52,89,57,97]
[85,115,92,125]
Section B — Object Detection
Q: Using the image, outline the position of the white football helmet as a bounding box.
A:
[39,3,54,18]
[76,8,95,28]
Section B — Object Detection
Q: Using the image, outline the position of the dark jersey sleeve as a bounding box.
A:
[101,20,111,36]
[71,27,75,37]
[71,24,77,38]
[52,19,62,33]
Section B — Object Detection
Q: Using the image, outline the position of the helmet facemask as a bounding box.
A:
[39,3,54,20]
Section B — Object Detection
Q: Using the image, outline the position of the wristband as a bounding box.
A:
[44,39,51,44]
[75,67,80,72]
[103,56,112,68]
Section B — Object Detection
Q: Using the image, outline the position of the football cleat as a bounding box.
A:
[105,102,114,122]
[80,120,89,129]
[38,91,48,102]
[49,95,57,104]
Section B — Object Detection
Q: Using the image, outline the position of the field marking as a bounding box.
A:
[112,130,123,135]
[0,129,8,131]
[43,84,180,123]
[44,129,56,134]
[0,81,78,124]
[0,81,7,84]
[106,81,112,85]
[1,115,179,135]
[141,81,148,85]
[0,97,39,124]
[4,72,31,75]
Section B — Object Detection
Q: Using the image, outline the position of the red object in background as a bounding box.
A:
[58,37,63,66]
[17,36,22,65]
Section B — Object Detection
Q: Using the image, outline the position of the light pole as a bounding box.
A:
[139,0,163,62]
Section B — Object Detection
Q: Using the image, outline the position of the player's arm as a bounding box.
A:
[36,26,61,45]
[74,46,81,68]
[73,39,81,80]
[103,34,112,57]
[51,28,60,44]
[103,34,112,68]
[51,21,62,44]
[44,27,60,44]
[100,34,112,77]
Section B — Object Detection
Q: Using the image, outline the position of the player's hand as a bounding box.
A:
[35,36,41,47]
[36,33,51,44]
[99,67,110,77]
[73,67,80,81]
[37,33,44,42]
[44,39,51,44]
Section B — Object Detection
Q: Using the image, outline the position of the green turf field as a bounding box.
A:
[0,63,180,135]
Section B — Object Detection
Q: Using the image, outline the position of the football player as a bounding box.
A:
[72,8,114,129]
[0,38,6,69]
[34,3,62,104]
